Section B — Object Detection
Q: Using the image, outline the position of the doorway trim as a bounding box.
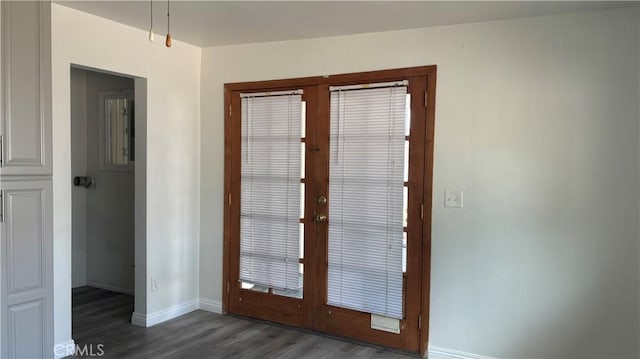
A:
[63,63,148,327]
[222,65,436,356]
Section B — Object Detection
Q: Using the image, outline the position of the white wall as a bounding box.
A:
[70,68,87,288]
[200,7,640,359]
[52,3,201,347]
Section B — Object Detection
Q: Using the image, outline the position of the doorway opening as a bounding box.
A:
[223,66,436,356]
[70,67,137,338]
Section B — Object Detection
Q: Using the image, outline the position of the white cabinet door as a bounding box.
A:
[0,1,52,176]
[0,180,53,359]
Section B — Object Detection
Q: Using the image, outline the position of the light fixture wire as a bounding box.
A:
[148,0,154,42]
[165,0,172,47]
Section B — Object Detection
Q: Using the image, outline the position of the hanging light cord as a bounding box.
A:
[148,0,154,42]
[165,0,172,47]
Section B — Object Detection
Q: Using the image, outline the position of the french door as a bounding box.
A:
[224,66,436,355]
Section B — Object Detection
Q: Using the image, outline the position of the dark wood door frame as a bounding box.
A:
[222,65,437,356]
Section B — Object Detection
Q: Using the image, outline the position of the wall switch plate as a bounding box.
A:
[444,189,463,208]
[151,278,159,292]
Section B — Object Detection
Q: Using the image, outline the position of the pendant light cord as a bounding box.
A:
[165,0,172,47]
[148,0,155,42]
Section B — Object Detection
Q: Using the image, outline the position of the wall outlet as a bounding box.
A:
[151,277,158,292]
[444,189,463,208]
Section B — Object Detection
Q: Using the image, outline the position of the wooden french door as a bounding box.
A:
[224,66,436,355]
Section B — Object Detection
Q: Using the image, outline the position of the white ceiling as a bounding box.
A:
[56,1,637,47]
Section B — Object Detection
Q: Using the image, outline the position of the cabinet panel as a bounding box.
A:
[1,180,53,359]
[0,1,52,176]
[5,188,44,295]
[7,299,44,359]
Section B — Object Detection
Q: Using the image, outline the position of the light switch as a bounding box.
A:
[444,189,463,208]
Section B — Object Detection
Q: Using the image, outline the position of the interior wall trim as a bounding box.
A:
[130,299,198,327]
[199,298,222,314]
[428,345,498,359]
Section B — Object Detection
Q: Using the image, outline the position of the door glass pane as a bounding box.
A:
[402,232,407,273]
[404,140,409,182]
[273,263,304,299]
[327,85,407,319]
[241,281,269,293]
[301,101,307,138]
[105,97,133,165]
[301,142,306,178]
[300,183,305,219]
[405,94,411,136]
[403,186,408,228]
[299,223,304,258]
[239,92,303,291]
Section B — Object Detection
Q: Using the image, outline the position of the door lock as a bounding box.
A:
[317,195,327,205]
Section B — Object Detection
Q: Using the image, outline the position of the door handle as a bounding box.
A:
[314,213,327,222]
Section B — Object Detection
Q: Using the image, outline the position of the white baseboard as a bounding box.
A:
[130,312,147,327]
[428,345,497,359]
[130,299,199,327]
[86,281,134,295]
[53,339,76,359]
[199,298,222,313]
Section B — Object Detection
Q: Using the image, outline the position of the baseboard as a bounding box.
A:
[53,339,76,359]
[198,298,222,314]
[86,281,134,295]
[130,312,147,327]
[130,299,199,327]
[428,345,497,359]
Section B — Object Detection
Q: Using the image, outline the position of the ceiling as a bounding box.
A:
[56,1,637,47]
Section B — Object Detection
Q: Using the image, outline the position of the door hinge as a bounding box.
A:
[228,104,232,117]
[420,204,424,220]
[227,281,230,294]
[418,314,422,330]
[0,191,4,222]
[424,92,428,108]
[0,134,4,166]
[228,193,231,206]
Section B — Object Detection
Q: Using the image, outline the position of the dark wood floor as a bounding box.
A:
[71,287,417,358]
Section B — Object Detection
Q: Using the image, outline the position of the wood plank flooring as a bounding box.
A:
[71,287,417,358]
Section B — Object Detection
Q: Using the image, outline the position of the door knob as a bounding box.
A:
[317,195,327,205]
[314,213,327,222]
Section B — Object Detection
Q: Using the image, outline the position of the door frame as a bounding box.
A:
[222,65,436,356]
[65,64,148,326]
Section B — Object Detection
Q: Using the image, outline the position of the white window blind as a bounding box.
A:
[240,92,303,291]
[328,85,407,319]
